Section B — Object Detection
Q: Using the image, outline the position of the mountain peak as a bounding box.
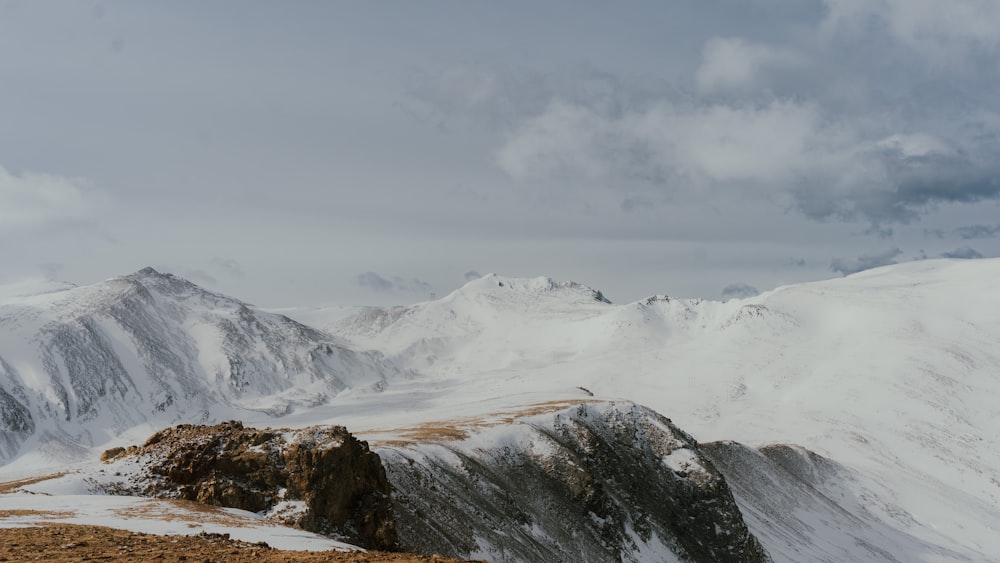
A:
[454,274,612,305]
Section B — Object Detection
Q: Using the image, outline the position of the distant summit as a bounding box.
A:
[0,270,400,464]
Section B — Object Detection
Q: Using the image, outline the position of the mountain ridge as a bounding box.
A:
[0,267,402,465]
[1,259,999,560]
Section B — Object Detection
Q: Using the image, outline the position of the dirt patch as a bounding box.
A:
[370,400,598,446]
[377,425,471,446]
[113,499,251,527]
[0,524,485,562]
[0,509,74,519]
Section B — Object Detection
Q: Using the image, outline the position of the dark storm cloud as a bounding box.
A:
[830,248,903,276]
[940,246,983,260]
[794,150,1000,226]
[721,283,760,300]
[356,272,433,294]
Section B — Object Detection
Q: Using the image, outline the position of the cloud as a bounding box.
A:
[695,37,804,94]
[497,96,1000,227]
[940,246,983,260]
[721,283,760,300]
[924,223,1000,240]
[38,262,65,281]
[356,271,433,294]
[830,247,903,276]
[954,224,1000,239]
[0,166,95,230]
[787,257,807,267]
[211,257,245,278]
[182,269,218,285]
[822,0,1000,64]
[463,270,482,281]
[497,97,826,188]
[357,272,394,292]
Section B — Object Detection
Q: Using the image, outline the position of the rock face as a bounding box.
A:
[381,402,770,562]
[100,403,769,562]
[103,421,396,550]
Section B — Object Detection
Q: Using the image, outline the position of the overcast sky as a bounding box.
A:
[2,1,999,306]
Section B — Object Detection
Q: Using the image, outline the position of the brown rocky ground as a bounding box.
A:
[103,421,396,550]
[0,524,484,562]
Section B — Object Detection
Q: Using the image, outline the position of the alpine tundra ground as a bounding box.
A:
[0,524,481,562]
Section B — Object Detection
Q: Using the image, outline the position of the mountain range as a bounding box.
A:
[1,260,998,561]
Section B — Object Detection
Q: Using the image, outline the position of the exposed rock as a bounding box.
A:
[381,401,770,562]
[98,403,771,562]
[103,421,396,550]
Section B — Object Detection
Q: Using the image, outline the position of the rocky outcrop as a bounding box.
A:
[98,403,772,562]
[381,401,770,562]
[102,421,396,550]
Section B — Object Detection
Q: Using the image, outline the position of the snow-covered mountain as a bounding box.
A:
[0,267,400,465]
[321,261,1000,561]
[2,259,999,561]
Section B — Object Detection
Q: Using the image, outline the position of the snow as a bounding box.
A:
[263,500,309,521]
[661,448,706,476]
[304,260,1000,561]
[0,492,359,551]
[1,259,999,560]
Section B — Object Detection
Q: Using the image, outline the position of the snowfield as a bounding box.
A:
[0,259,998,561]
[0,475,357,552]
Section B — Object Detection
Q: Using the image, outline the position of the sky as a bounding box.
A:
[1,0,999,307]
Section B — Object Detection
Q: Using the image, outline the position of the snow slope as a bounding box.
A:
[0,267,401,467]
[320,261,1000,561]
[0,486,356,551]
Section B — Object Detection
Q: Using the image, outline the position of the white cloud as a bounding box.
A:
[0,166,94,230]
[649,100,823,186]
[873,133,953,158]
[695,37,804,94]
[822,0,1000,63]
[497,97,840,196]
[495,101,613,181]
[497,93,1000,225]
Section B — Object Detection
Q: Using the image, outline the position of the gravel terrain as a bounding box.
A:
[0,524,482,562]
